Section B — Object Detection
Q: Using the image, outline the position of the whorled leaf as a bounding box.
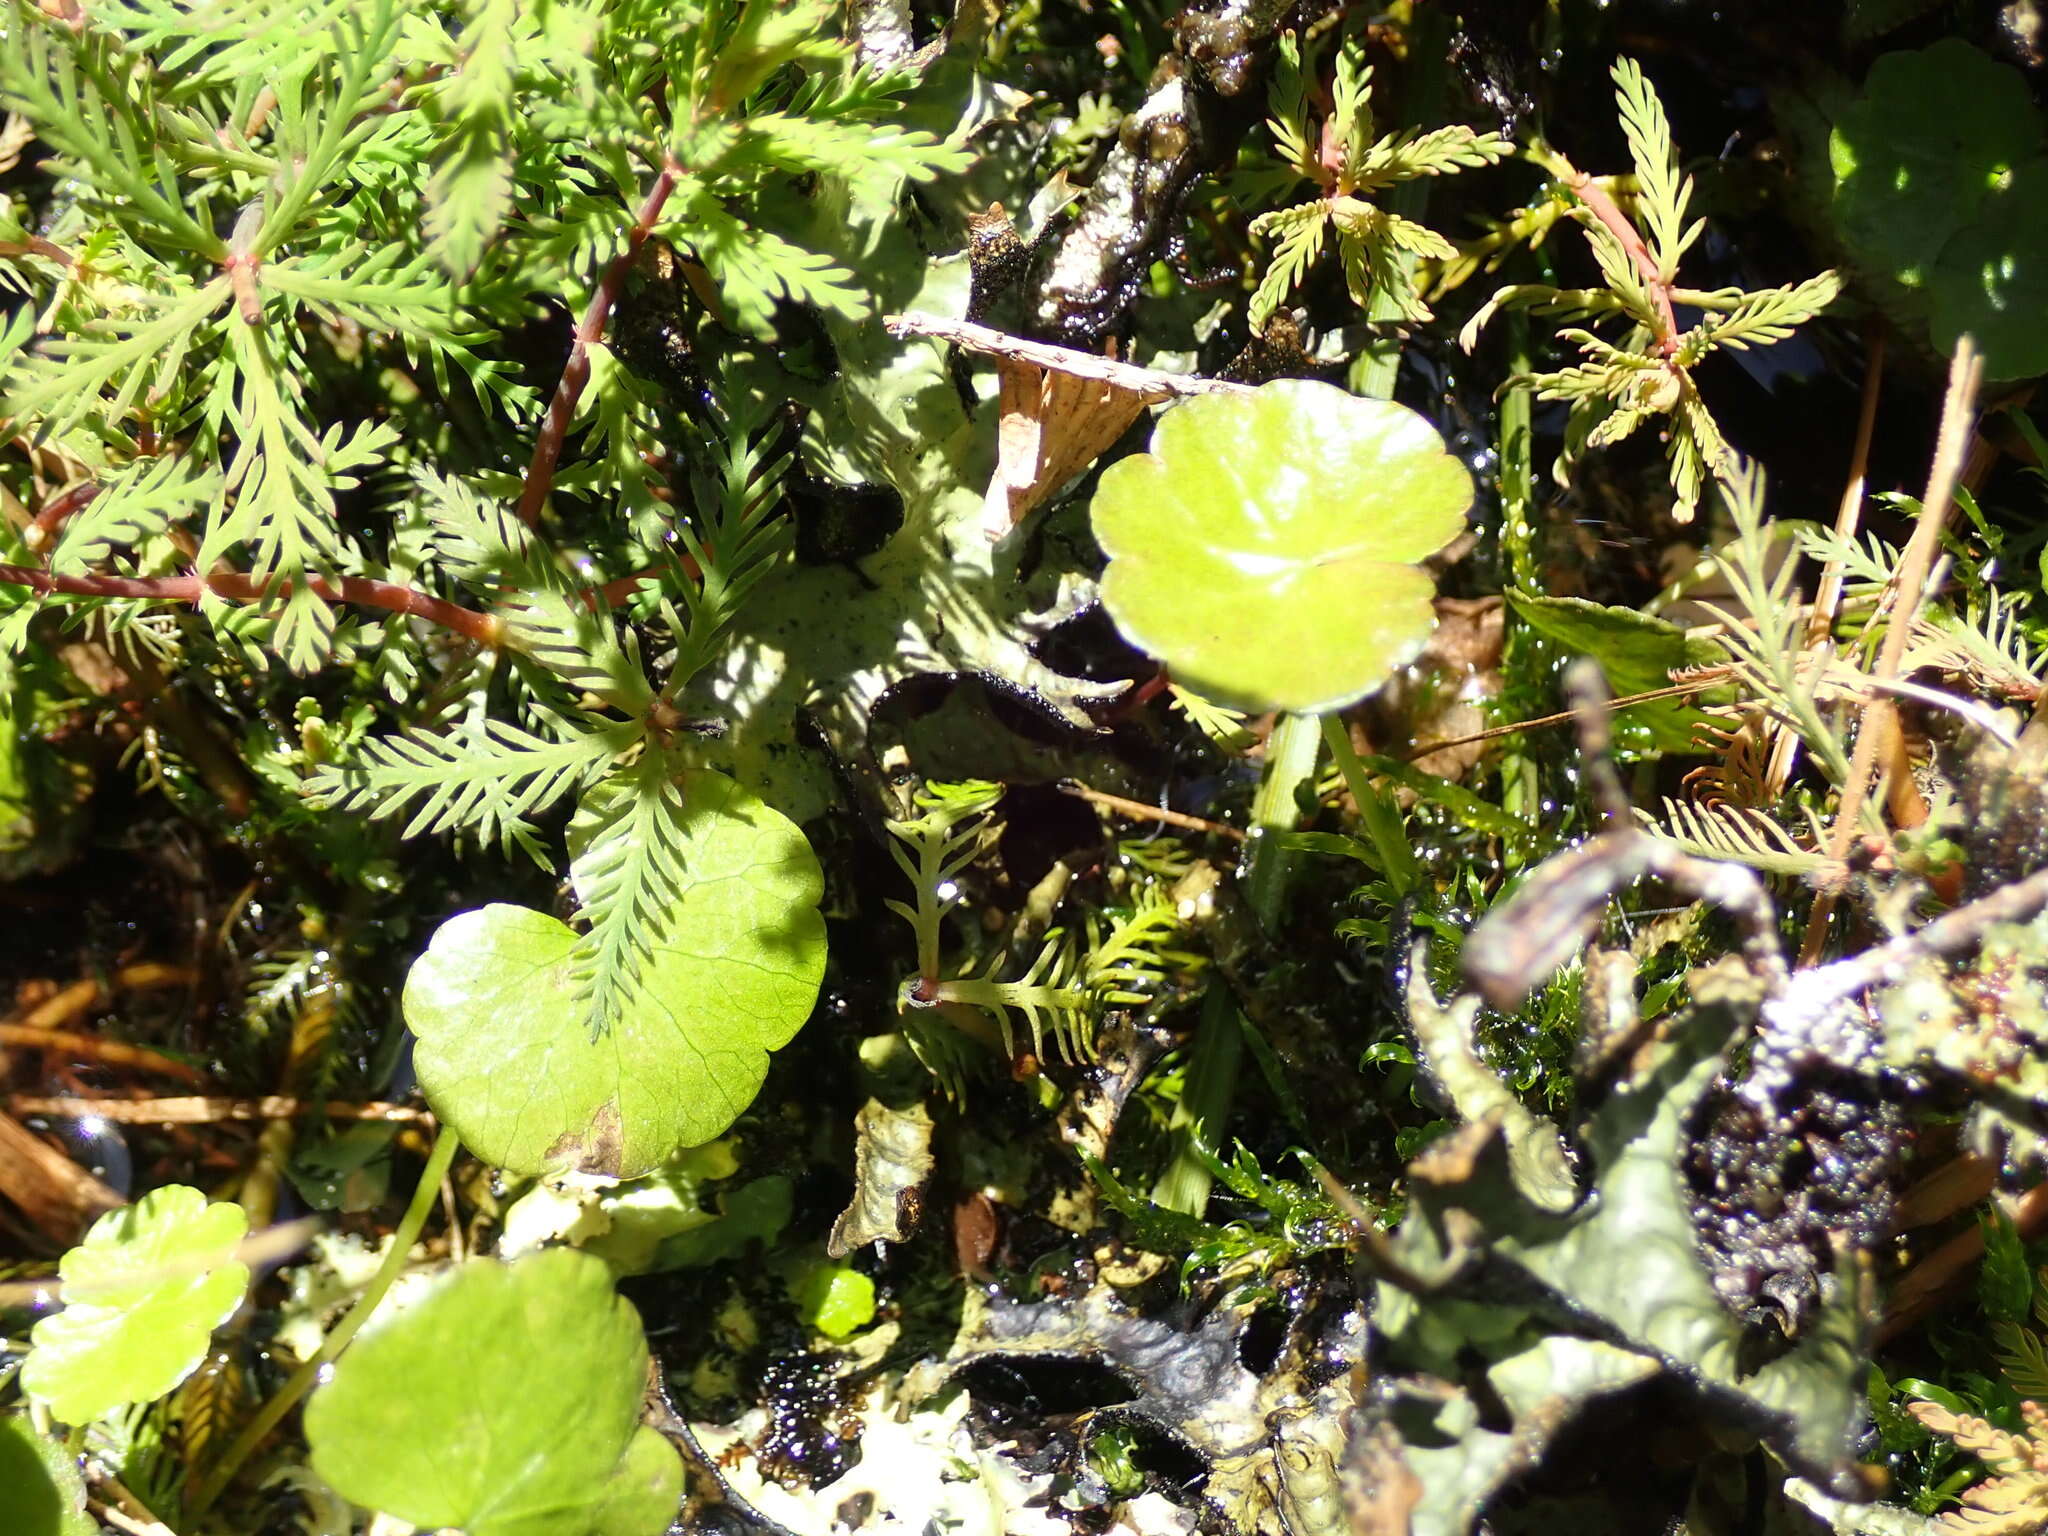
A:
[402,770,826,1177]
[1090,379,1472,714]
[305,1248,681,1536]
[22,1186,249,1426]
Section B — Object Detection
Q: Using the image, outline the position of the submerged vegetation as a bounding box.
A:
[11,1,2048,1533]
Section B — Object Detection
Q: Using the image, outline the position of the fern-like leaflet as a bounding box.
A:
[663,399,794,695]
[308,715,630,868]
[1461,61,1838,521]
[887,782,1184,1067]
[1245,28,1509,329]
[566,749,694,1034]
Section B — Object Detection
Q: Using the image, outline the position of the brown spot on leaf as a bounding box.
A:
[546,1098,626,1177]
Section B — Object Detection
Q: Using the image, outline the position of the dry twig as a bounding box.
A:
[1058,780,1246,843]
[6,1095,428,1124]
[1803,339,1982,965]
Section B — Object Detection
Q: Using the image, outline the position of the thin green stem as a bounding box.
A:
[1244,711,1325,930]
[1500,312,1537,594]
[1150,985,1245,1214]
[189,1127,460,1517]
[1154,712,1322,1214]
[1498,310,1545,849]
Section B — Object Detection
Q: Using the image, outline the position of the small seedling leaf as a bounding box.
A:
[790,1259,878,1338]
[1090,379,1472,714]
[404,770,826,1177]
[305,1248,681,1536]
[22,1186,248,1426]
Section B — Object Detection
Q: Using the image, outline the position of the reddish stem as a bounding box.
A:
[515,160,682,528]
[11,162,692,646]
[226,249,264,326]
[1565,169,1679,353]
[591,557,703,610]
[0,235,74,267]
[24,482,100,553]
[0,564,501,645]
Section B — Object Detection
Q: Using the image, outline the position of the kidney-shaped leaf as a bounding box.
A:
[306,1248,681,1536]
[1828,39,2048,380]
[1091,379,1472,713]
[22,1186,248,1425]
[405,771,826,1178]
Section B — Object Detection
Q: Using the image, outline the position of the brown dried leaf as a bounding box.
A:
[826,1097,935,1257]
[882,313,1255,542]
[985,361,1147,539]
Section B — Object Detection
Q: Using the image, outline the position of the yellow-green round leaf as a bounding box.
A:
[22,1186,248,1425]
[305,1248,681,1536]
[1091,380,1472,713]
[403,770,826,1178]
[791,1260,877,1339]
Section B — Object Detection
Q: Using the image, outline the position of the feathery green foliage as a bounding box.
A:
[1248,27,1509,330]
[17,6,2048,1533]
[1463,60,1839,521]
[1,0,966,1045]
[886,782,1187,1069]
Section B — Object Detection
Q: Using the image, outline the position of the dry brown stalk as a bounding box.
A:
[9,963,197,1032]
[5,1095,428,1124]
[1801,339,1983,967]
[1058,781,1247,843]
[0,1024,207,1084]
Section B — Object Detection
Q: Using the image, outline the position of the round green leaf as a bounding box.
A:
[1090,379,1472,713]
[1829,40,2037,282]
[404,770,826,1178]
[1928,167,2048,377]
[1828,39,2048,379]
[305,1248,681,1536]
[0,1415,94,1536]
[790,1259,877,1339]
[22,1185,248,1426]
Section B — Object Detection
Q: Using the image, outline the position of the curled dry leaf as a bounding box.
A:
[882,312,1254,542]
[827,1096,936,1256]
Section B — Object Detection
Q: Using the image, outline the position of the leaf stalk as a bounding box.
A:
[188,1126,462,1517]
